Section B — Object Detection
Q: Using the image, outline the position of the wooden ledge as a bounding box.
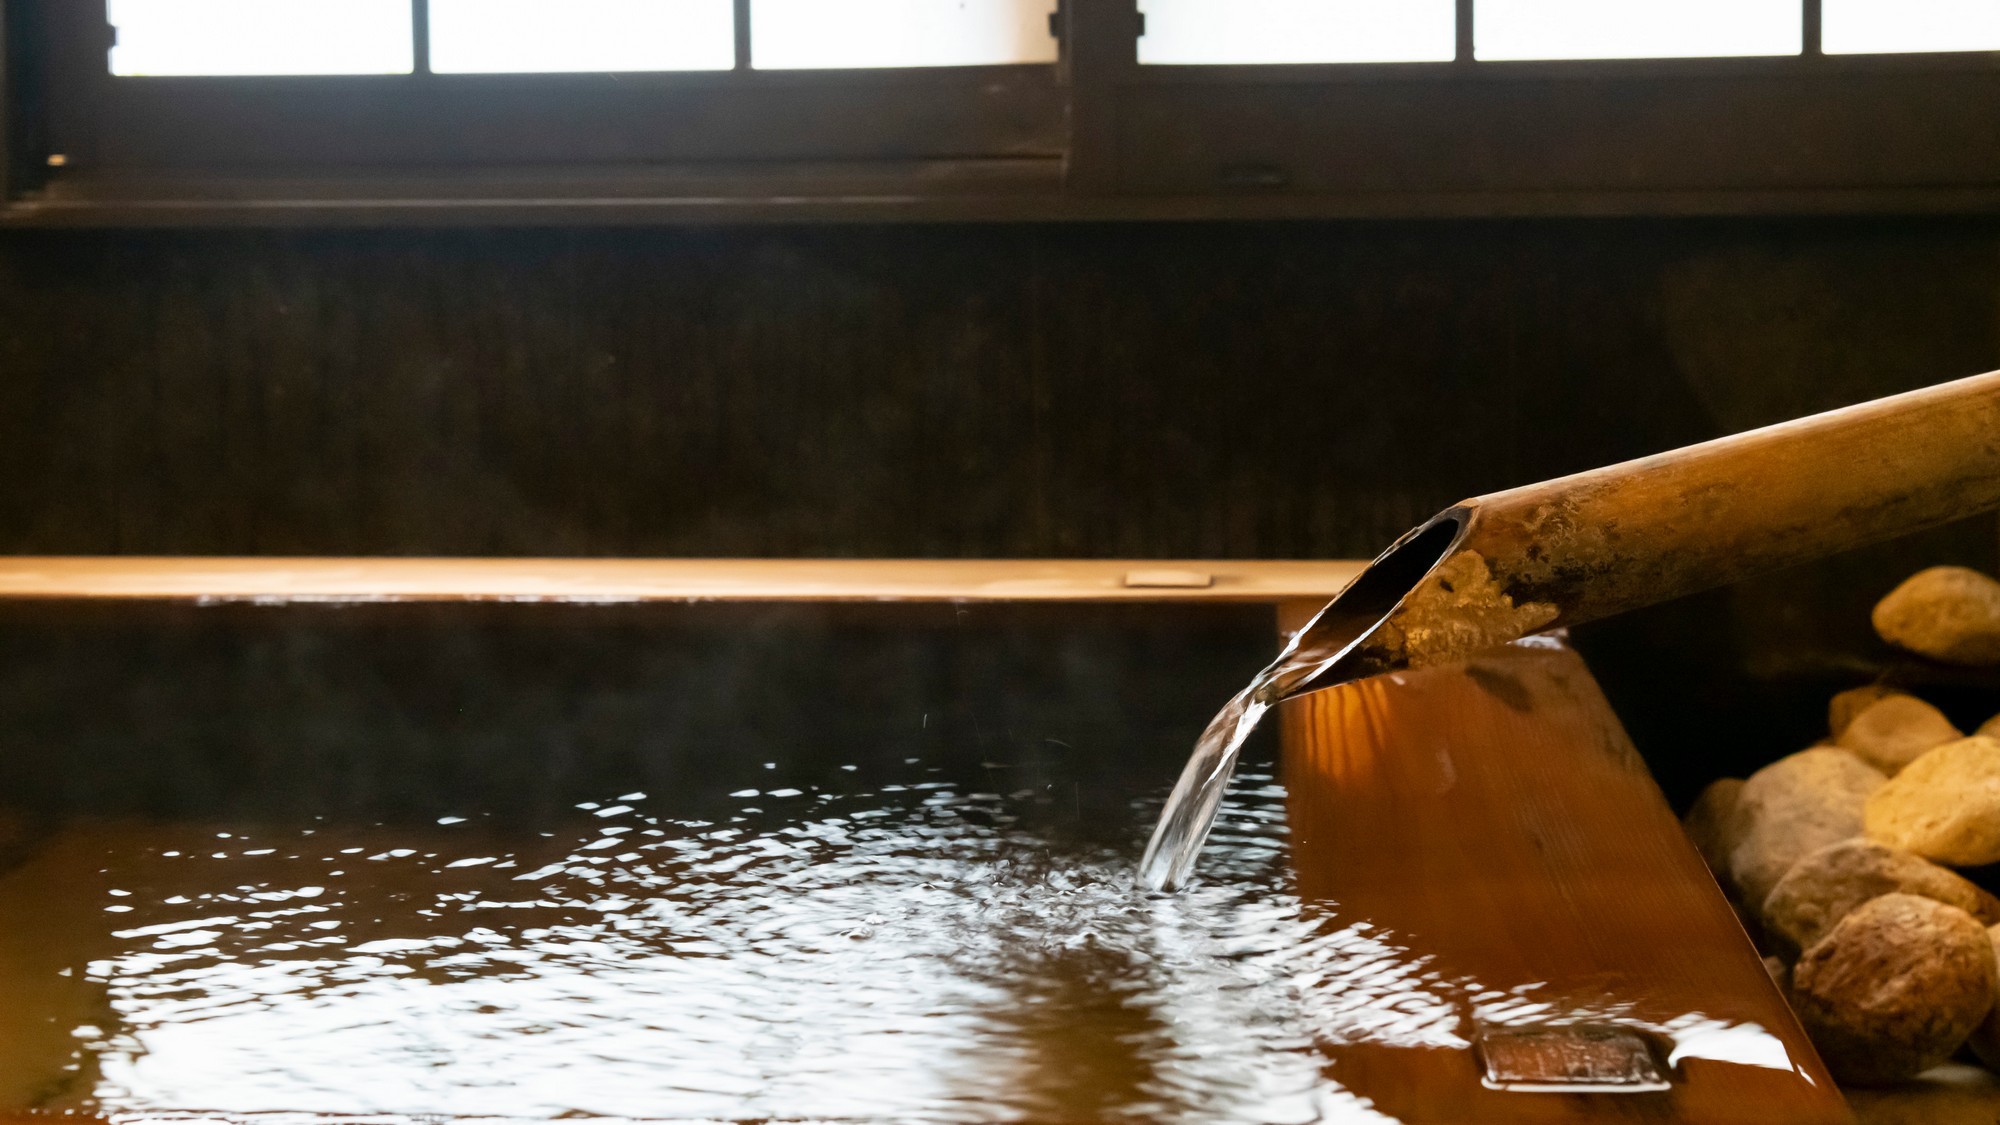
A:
[0,557,1365,605]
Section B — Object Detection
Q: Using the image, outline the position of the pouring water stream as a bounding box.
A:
[1138,517,1471,892]
[1136,627,1340,892]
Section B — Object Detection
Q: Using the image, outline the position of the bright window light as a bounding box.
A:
[1477,0,1802,60]
[751,0,1057,70]
[1137,0,1455,64]
[1824,0,2000,54]
[107,0,413,76]
[430,0,735,73]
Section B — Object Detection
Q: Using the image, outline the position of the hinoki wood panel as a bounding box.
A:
[0,557,1364,603]
[1282,640,1847,1122]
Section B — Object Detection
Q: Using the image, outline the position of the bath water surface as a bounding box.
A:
[0,751,1412,1124]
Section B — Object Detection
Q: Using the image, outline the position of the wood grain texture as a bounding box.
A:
[0,556,1364,603]
[0,223,1990,563]
[1282,641,1851,1123]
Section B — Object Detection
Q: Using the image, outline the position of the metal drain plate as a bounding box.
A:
[1477,1024,1671,1093]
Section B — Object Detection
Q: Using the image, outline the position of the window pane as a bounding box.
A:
[1824,0,2000,53]
[1477,0,1802,60]
[108,0,412,76]
[752,0,1057,70]
[430,0,734,73]
[1137,0,1455,64]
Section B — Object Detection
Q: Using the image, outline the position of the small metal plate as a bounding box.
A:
[1477,1024,1671,1093]
[1121,569,1214,589]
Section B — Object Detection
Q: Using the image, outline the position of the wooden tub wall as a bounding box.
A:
[0,559,1841,1124]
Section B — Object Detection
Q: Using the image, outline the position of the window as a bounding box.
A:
[1124,0,2000,66]
[1475,0,1801,61]
[753,0,1057,70]
[11,0,2000,222]
[1135,0,1455,65]
[1824,0,2000,54]
[98,0,1059,78]
[26,0,1066,185]
[107,0,412,76]
[429,0,736,74]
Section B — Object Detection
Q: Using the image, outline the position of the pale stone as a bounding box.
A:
[1873,566,2000,666]
[1728,748,1886,907]
[1865,736,2000,866]
[1831,684,1901,739]
[1790,894,1995,1086]
[1964,926,2000,1072]
[1759,837,2000,956]
[1682,777,1744,876]
[1836,693,1962,775]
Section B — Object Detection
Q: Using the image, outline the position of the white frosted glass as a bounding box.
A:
[1478,0,1802,59]
[430,0,734,73]
[1824,0,2000,53]
[752,0,1057,69]
[1138,0,1455,64]
[108,0,412,76]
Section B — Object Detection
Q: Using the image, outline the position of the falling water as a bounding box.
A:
[1136,680,1276,892]
[1140,515,1479,891]
[1139,608,1362,892]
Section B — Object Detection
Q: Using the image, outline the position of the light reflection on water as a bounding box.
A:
[7,765,1395,1123]
[0,754,1793,1123]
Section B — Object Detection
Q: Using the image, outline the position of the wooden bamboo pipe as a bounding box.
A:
[1271,368,2000,699]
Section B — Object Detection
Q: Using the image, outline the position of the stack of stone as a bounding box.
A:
[1684,566,2000,1087]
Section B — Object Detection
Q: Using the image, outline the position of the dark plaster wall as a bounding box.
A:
[0,218,1995,806]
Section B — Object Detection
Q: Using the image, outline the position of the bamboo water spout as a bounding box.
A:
[1267,368,2000,702]
[1137,368,2000,890]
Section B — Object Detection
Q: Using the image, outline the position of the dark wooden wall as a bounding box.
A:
[4,219,1994,559]
[0,218,1996,805]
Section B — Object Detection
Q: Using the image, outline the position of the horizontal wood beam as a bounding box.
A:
[12,185,2000,228]
[0,557,1365,605]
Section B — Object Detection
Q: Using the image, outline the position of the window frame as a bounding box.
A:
[37,0,1067,161]
[5,0,2000,224]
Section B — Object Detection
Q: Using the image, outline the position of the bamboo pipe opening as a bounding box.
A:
[1275,511,1468,698]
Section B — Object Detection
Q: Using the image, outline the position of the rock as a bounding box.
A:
[1965,926,2000,1071]
[1682,777,1744,875]
[1790,894,1995,1085]
[1760,837,2000,956]
[1729,748,1886,907]
[1979,712,1999,740]
[1873,566,2000,666]
[1836,693,1962,775]
[1831,684,1902,739]
[1845,1063,2000,1125]
[1865,736,2000,866]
